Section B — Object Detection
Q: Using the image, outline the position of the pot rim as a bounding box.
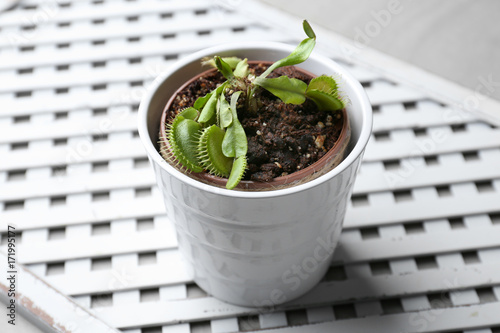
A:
[158,62,350,190]
[138,41,373,199]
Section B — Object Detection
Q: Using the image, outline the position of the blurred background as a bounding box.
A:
[262,0,500,101]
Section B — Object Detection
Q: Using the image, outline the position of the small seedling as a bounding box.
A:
[163,20,347,189]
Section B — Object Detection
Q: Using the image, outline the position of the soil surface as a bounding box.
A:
[168,63,344,182]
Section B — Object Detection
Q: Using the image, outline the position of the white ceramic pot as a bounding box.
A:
[138,42,372,307]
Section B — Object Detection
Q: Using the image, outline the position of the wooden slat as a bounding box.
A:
[245,302,500,333]
[0,29,284,70]
[346,190,500,229]
[13,215,500,266]
[372,104,478,132]
[364,84,427,106]
[0,109,137,145]
[0,112,137,143]
[0,168,155,201]
[4,151,495,200]
[0,3,243,48]
[0,0,209,27]
[0,195,165,232]
[3,186,500,232]
[363,129,500,162]
[355,155,500,193]
[91,264,500,328]
[0,252,121,333]
[16,225,177,264]
[44,252,191,296]
[333,225,500,264]
[0,137,146,171]
[19,225,500,295]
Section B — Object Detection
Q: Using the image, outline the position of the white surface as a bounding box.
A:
[0,0,499,332]
[0,251,120,333]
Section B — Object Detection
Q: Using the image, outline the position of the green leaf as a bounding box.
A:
[198,125,233,177]
[306,90,344,111]
[198,82,226,124]
[215,56,234,80]
[307,75,338,94]
[177,107,198,120]
[306,75,345,111]
[202,56,242,69]
[233,58,249,78]
[218,93,232,128]
[230,90,242,114]
[260,34,316,80]
[259,21,316,78]
[254,76,307,104]
[222,121,247,158]
[303,20,316,39]
[198,92,217,123]
[167,116,203,173]
[224,57,244,69]
[226,155,247,190]
[260,38,316,78]
[222,92,246,158]
[194,92,212,110]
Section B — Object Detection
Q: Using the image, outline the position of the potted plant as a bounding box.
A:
[159,21,350,191]
[138,21,372,307]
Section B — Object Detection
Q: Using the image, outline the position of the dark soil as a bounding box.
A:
[168,63,344,182]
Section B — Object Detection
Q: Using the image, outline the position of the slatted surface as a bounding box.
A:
[1,0,500,332]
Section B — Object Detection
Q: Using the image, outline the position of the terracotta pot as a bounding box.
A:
[158,62,351,190]
[138,42,373,307]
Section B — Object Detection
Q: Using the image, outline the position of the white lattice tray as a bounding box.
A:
[1,0,500,332]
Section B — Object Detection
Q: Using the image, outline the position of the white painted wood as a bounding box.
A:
[359,149,500,192]
[389,259,418,275]
[400,295,430,312]
[306,306,334,324]
[241,303,500,333]
[259,312,287,329]
[0,252,121,332]
[450,289,480,306]
[436,253,464,269]
[478,248,500,264]
[0,9,253,50]
[0,195,165,231]
[14,226,498,296]
[14,219,500,266]
[423,219,450,233]
[464,330,493,333]
[160,285,187,302]
[0,30,286,72]
[114,290,140,305]
[92,292,500,330]
[0,112,137,142]
[211,318,239,333]
[354,301,383,317]
[373,128,493,162]
[0,167,155,201]
[335,225,500,263]
[1,0,500,332]
[346,191,500,228]
[0,138,146,171]
[292,263,500,308]
[0,0,211,28]
[162,324,190,333]
[18,224,176,263]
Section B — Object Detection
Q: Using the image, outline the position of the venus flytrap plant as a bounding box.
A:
[164,20,347,189]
